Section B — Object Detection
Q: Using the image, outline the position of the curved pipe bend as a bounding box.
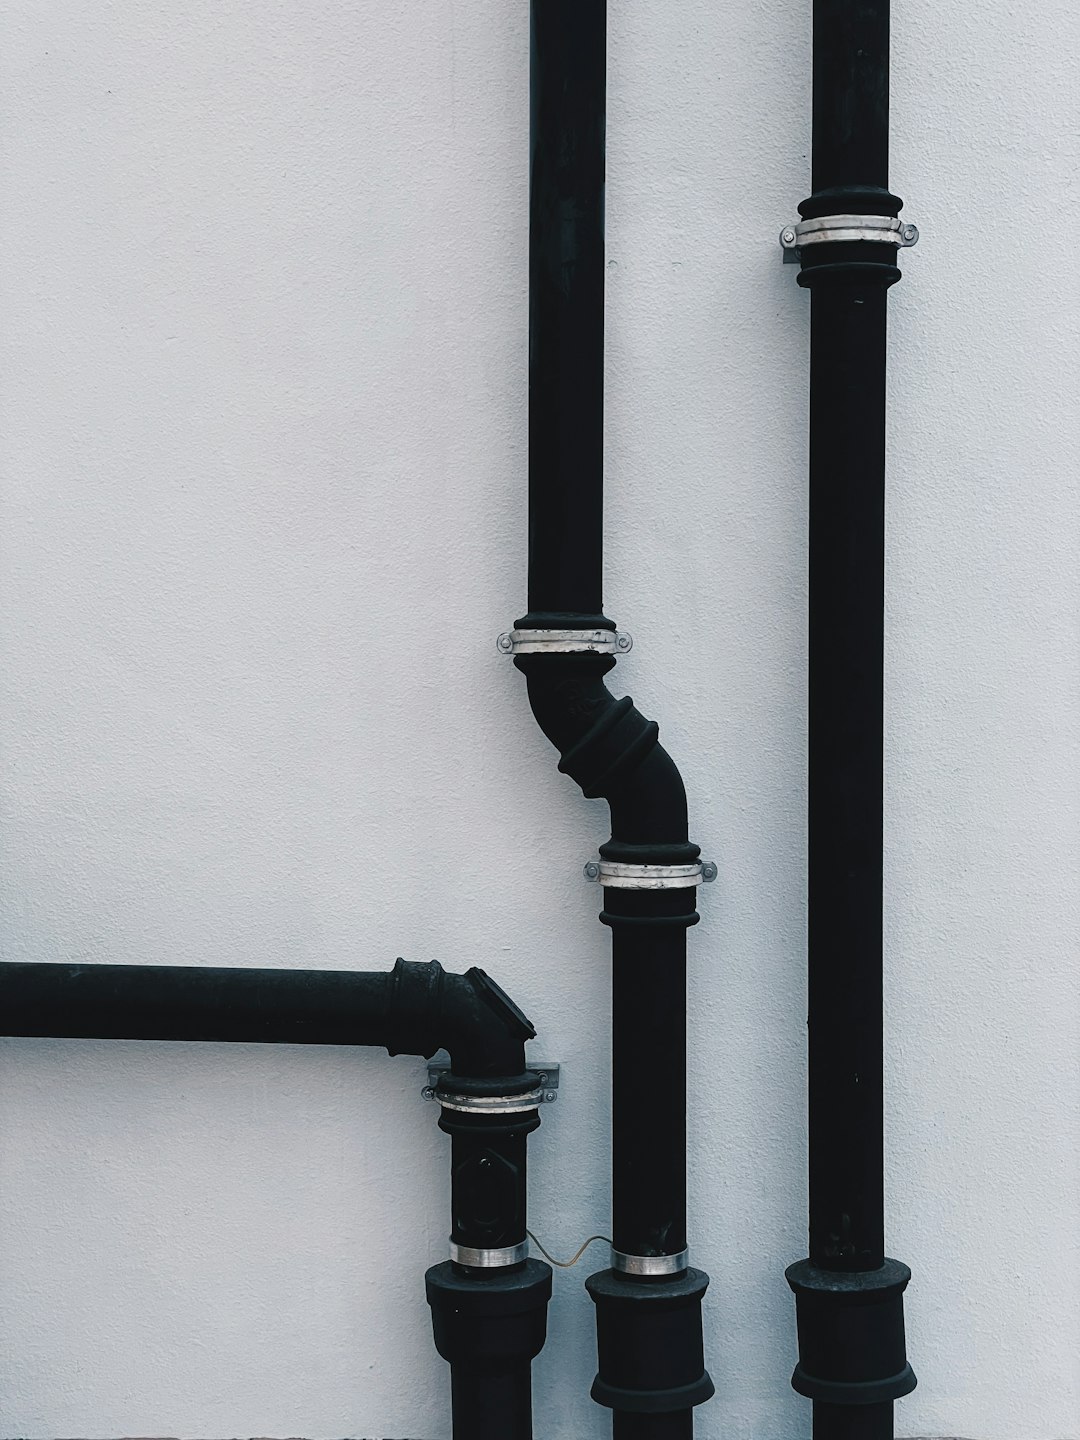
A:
[515,651,699,865]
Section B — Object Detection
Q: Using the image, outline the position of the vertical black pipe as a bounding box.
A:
[608,914,689,1259]
[520,0,713,1428]
[805,0,892,209]
[427,1256,552,1440]
[524,0,608,627]
[806,283,888,1272]
[784,0,916,1433]
[429,1106,550,1440]
[450,1364,535,1438]
[444,1109,537,1258]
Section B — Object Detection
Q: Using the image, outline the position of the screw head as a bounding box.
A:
[583,860,601,881]
[782,228,797,246]
[700,861,718,883]
[615,631,633,652]
[421,1085,436,1101]
[496,632,514,654]
[543,1091,558,1104]
[901,223,918,244]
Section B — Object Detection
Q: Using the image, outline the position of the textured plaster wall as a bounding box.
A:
[1,1,1077,1437]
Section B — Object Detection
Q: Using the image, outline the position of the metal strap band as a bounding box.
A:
[497,628,632,655]
[451,1239,529,1268]
[611,1248,690,1276]
[437,1087,543,1115]
[780,213,919,262]
[591,860,714,890]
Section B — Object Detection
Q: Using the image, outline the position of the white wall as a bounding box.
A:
[1,1,1077,1437]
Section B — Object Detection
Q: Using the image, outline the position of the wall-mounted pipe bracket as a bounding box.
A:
[497,627,633,655]
[780,213,920,262]
[423,1053,559,1107]
[584,858,716,888]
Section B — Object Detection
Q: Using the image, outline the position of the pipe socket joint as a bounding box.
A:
[786,1259,917,1404]
[585,1266,714,1416]
[426,1258,553,1371]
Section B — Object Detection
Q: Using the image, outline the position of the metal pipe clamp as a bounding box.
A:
[611,1247,690,1277]
[451,1239,529,1268]
[435,1086,544,1115]
[584,859,717,890]
[780,213,919,263]
[497,628,633,655]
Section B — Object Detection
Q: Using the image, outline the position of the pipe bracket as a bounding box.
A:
[584,859,716,889]
[611,1248,690,1276]
[780,213,919,262]
[498,627,633,655]
[423,1055,559,1109]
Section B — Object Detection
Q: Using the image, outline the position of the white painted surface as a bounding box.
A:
[1,0,1077,1436]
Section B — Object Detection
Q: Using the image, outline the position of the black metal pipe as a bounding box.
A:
[0,957,533,1079]
[1,958,552,1438]
[516,0,713,1429]
[428,1101,551,1440]
[807,282,889,1271]
[442,1107,538,1257]
[608,906,688,1259]
[524,0,607,628]
[427,1259,553,1440]
[784,0,916,1430]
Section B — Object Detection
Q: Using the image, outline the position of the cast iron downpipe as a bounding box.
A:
[779,0,918,1434]
[502,1,713,1434]
[0,959,553,1440]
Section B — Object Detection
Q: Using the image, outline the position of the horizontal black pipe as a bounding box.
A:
[0,958,535,1079]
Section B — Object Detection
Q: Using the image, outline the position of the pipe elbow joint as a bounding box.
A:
[387,959,537,1082]
[516,653,698,862]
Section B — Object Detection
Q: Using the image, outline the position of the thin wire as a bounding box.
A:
[526,1229,611,1269]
